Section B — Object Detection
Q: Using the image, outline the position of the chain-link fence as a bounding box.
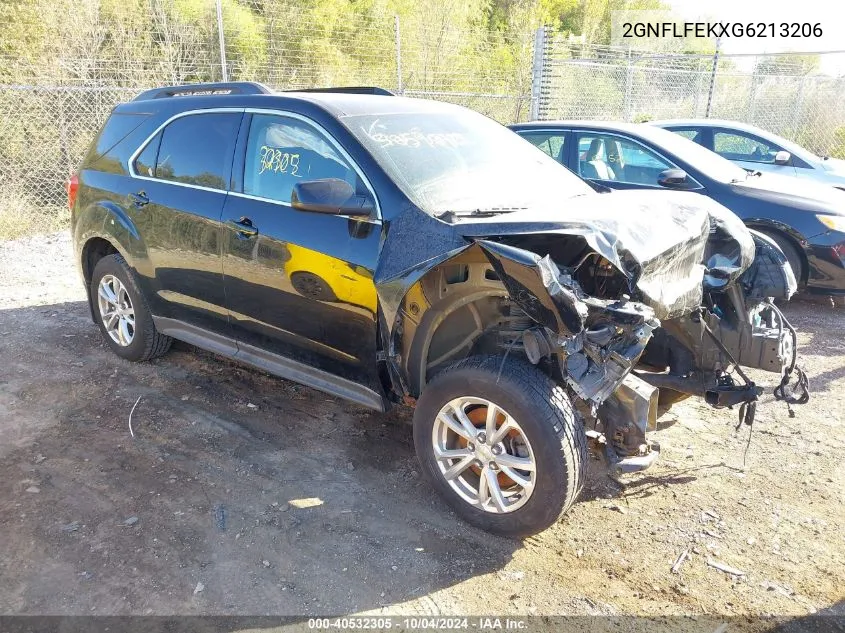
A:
[0,0,533,239]
[536,34,845,158]
[2,3,845,241]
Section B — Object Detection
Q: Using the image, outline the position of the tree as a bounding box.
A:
[755,53,821,77]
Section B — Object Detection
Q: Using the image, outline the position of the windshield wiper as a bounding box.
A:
[731,169,762,183]
[435,207,525,221]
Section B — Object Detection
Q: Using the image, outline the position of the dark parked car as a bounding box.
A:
[510,121,845,296]
[71,83,805,536]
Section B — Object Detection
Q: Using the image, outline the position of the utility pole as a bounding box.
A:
[216,0,228,82]
[705,36,721,118]
[394,16,403,94]
[530,26,547,121]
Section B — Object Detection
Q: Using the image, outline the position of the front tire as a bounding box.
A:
[90,253,172,362]
[759,230,803,286]
[413,355,586,537]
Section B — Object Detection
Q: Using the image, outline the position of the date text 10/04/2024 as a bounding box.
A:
[308,617,529,630]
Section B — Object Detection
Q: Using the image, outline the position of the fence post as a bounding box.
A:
[530,26,546,121]
[692,57,703,116]
[394,15,403,95]
[747,57,759,123]
[216,0,228,82]
[791,75,807,138]
[704,36,721,118]
[623,48,633,122]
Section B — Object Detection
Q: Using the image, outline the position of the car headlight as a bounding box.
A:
[816,214,845,232]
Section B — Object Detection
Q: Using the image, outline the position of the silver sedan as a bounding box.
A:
[650,118,845,191]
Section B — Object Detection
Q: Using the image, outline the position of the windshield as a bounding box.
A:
[342,107,594,216]
[638,125,749,184]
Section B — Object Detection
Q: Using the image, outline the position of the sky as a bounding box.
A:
[666,0,845,75]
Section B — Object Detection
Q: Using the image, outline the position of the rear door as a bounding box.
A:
[129,110,243,337]
[220,111,383,397]
[515,129,571,166]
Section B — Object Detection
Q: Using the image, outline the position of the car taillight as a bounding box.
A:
[66,174,79,209]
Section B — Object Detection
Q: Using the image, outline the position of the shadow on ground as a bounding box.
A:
[0,300,528,616]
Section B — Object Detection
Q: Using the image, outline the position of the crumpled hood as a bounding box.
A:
[375,190,754,331]
[455,190,753,319]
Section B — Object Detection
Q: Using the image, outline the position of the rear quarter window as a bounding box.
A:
[84,112,150,174]
[88,113,149,159]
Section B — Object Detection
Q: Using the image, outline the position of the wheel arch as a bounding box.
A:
[744,219,810,284]
[390,249,528,398]
[74,200,150,319]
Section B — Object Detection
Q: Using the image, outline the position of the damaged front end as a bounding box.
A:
[376,191,807,476]
[478,240,664,473]
[460,193,809,475]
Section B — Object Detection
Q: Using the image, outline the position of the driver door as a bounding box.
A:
[220,112,383,396]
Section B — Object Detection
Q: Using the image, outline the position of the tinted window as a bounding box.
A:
[134,132,160,178]
[154,113,240,189]
[243,114,361,204]
[518,131,567,164]
[714,131,781,164]
[636,125,747,183]
[90,113,149,160]
[576,133,674,186]
[670,128,704,145]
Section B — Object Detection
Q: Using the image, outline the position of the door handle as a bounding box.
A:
[229,217,258,238]
[129,191,149,207]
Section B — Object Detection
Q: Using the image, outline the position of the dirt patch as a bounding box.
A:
[0,232,843,617]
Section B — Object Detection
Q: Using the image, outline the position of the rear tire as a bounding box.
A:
[90,254,172,362]
[413,355,585,537]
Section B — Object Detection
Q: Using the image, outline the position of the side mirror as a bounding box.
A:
[657,168,690,189]
[774,150,791,166]
[291,179,373,217]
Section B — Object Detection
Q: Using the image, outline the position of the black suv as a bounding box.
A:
[71,82,806,536]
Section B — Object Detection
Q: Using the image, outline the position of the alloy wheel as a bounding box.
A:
[97,274,135,347]
[432,396,536,513]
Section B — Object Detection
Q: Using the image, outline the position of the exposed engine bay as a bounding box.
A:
[376,190,809,474]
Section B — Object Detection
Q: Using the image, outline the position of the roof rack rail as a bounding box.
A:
[285,86,395,96]
[133,81,273,102]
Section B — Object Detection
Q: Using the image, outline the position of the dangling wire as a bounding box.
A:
[769,301,810,413]
[496,334,520,384]
[737,400,757,467]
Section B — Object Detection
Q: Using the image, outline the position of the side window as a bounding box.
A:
[519,132,567,164]
[576,133,674,186]
[714,131,780,164]
[243,114,361,205]
[153,112,241,189]
[133,132,160,178]
[670,128,704,145]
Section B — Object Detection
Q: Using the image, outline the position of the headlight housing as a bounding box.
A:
[816,214,845,232]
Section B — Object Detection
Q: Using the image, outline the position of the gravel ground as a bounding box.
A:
[0,232,843,622]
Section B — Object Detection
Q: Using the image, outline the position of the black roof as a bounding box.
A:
[121,82,461,119]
